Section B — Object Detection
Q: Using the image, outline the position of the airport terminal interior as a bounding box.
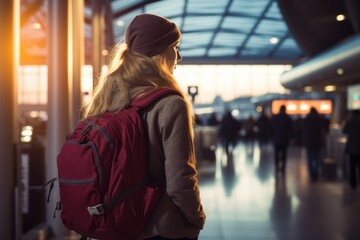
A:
[196,138,360,240]
[1,0,360,239]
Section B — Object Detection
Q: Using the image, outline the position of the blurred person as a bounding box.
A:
[302,107,328,181]
[207,112,220,126]
[343,110,360,190]
[195,114,204,126]
[244,115,256,154]
[84,13,205,240]
[270,105,293,175]
[219,110,240,157]
[244,115,256,142]
[256,111,271,146]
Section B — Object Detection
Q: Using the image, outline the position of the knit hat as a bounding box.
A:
[125,13,181,57]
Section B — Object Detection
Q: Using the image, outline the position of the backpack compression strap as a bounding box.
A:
[87,177,147,216]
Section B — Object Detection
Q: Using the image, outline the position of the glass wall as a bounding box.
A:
[18,66,48,105]
[18,64,291,106]
[175,64,291,104]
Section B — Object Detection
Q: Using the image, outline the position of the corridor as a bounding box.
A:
[197,142,360,240]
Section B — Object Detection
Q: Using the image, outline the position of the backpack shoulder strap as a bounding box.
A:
[130,87,181,109]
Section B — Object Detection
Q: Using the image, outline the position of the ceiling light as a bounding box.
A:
[324,85,336,92]
[270,37,279,44]
[304,86,313,92]
[336,14,345,21]
[116,20,124,27]
[337,68,344,75]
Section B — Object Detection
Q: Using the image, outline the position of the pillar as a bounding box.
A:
[92,0,105,87]
[0,0,19,239]
[332,90,347,126]
[69,0,85,129]
[46,0,70,236]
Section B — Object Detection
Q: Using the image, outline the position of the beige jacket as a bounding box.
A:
[136,90,206,239]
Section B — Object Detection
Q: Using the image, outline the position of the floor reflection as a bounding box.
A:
[197,141,360,240]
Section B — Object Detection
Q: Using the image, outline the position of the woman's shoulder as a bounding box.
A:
[153,92,186,111]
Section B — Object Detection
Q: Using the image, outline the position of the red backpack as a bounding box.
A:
[55,87,179,239]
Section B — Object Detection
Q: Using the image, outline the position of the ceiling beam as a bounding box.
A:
[179,0,188,33]
[205,0,234,57]
[236,0,274,57]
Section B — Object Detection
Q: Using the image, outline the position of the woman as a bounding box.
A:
[83,13,206,240]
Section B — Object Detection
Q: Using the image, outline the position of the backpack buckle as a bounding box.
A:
[87,204,105,216]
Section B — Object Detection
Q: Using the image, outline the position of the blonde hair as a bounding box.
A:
[82,42,194,129]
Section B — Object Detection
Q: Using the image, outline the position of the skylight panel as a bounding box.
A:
[111,0,143,12]
[183,16,222,32]
[181,32,213,48]
[265,1,283,20]
[180,48,207,57]
[208,48,238,57]
[109,0,302,62]
[222,16,257,33]
[145,0,184,16]
[256,19,287,35]
[187,0,228,14]
[229,0,269,17]
[213,32,247,47]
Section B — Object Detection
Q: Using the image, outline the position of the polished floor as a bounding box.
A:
[196,141,360,240]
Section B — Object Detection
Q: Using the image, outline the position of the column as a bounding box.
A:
[69,0,85,130]
[332,90,347,126]
[47,0,70,236]
[92,0,105,87]
[0,0,19,239]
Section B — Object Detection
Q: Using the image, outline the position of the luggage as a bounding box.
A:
[55,87,179,239]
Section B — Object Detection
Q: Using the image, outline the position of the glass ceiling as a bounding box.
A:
[110,0,303,64]
[19,0,303,65]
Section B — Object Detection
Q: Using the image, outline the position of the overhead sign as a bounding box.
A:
[272,100,332,115]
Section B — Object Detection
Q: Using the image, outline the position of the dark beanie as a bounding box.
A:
[125,13,181,57]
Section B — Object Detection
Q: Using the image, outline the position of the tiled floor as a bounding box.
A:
[197,141,360,240]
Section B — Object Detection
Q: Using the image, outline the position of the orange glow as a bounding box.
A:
[32,23,41,29]
[272,100,332,115]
